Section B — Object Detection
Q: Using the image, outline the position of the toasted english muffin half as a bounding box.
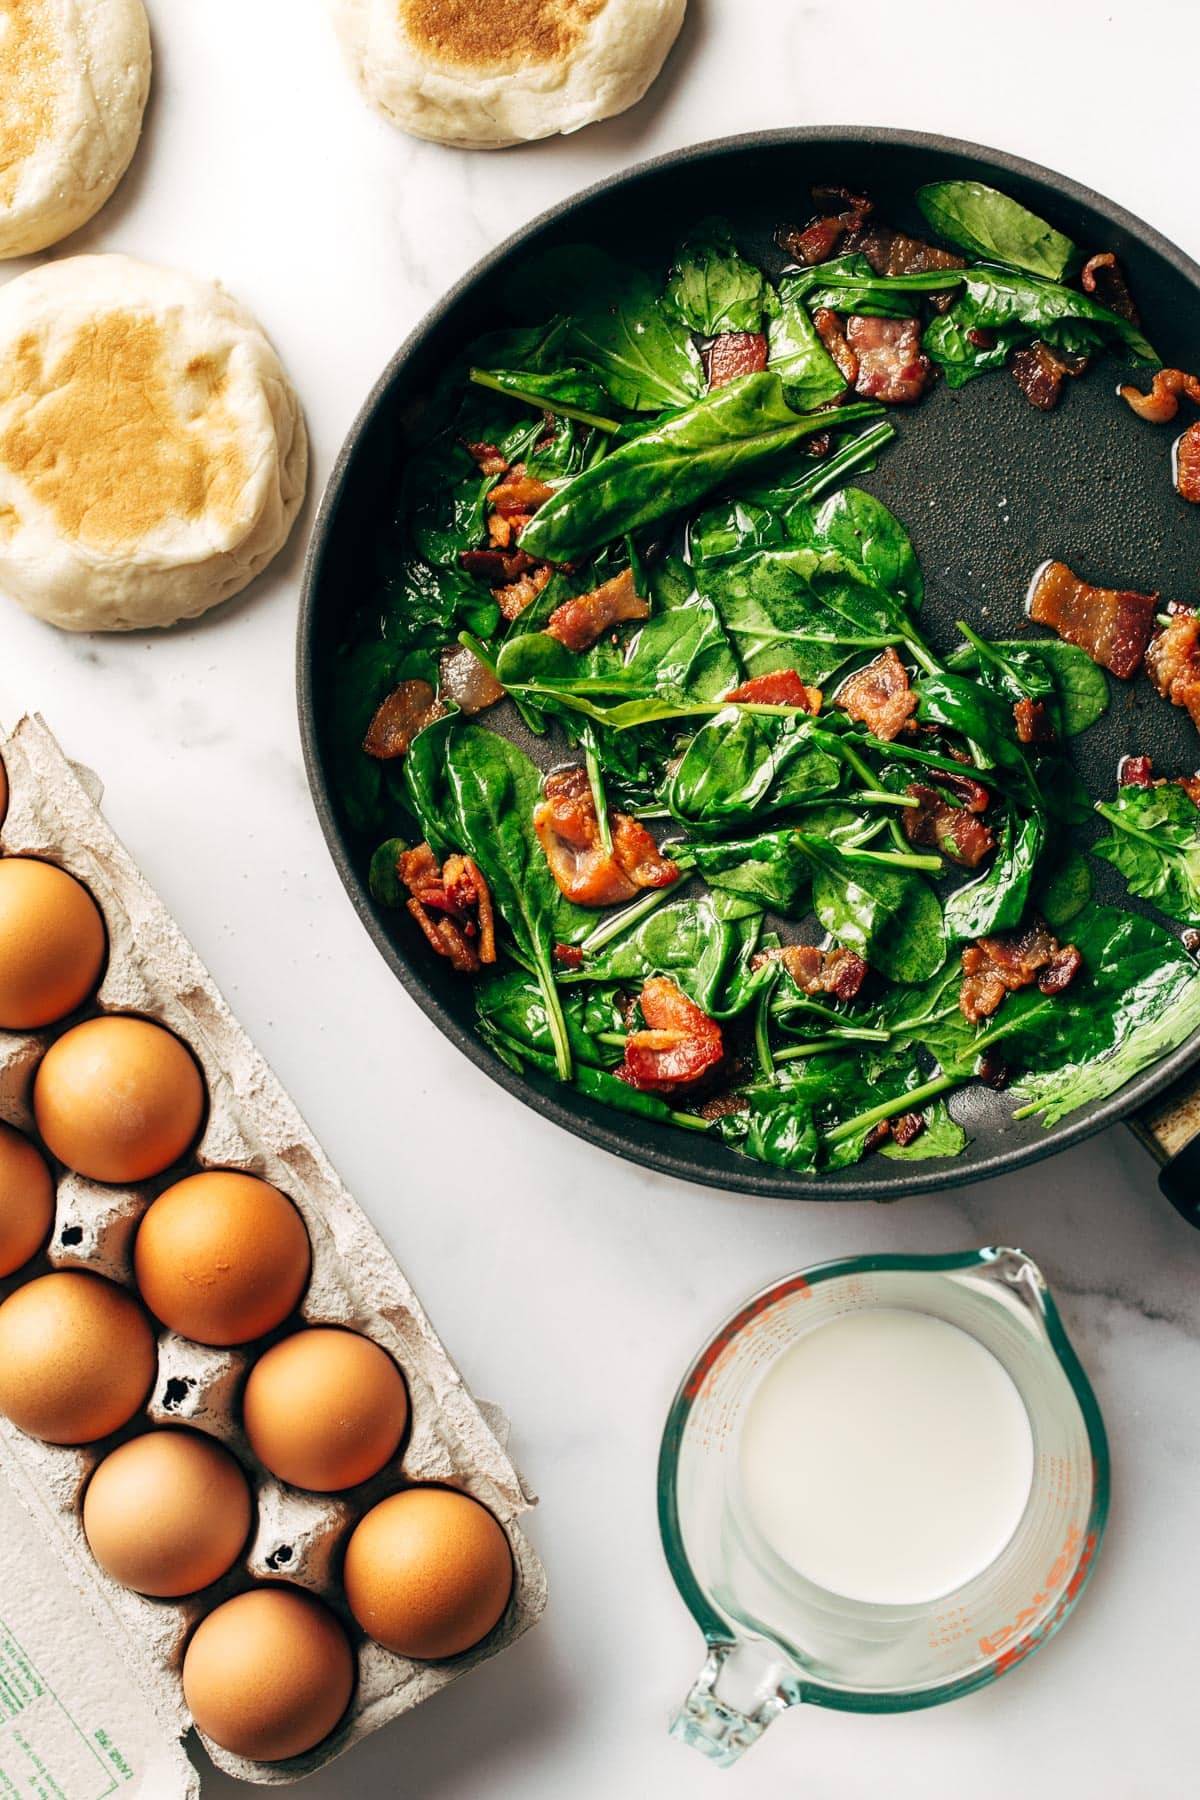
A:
[0,255,307,632]
[333,0,686,148]
[0,0,151,258]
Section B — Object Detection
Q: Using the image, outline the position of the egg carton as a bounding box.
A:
[0,713,547,1791]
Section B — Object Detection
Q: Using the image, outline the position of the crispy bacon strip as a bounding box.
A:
[1147,607,1200,731]
[1118,753,1155,787]
[463,440,509,476]
[399,844,495,974]
[959,921,1080,1023]
[812,308,858,385]
[843,220,965,278]
[846,314,931,404]
[533,767,680,908]
[724,669,822,712]
[751,943,868,1001]
[1013,697,1055,744]
[363,681,446,759]
[437,644,504,716]
[835,647,917,741]
[704,331,769,389]
[1010,340,1087,411]
[1028,560,1157,679]
[777,186,872,267]
[1080,252,1139,324]
[619,977,724,1095]
[494,562,553,622]
[488,468,556,515]
[903,783,996,868]
[545,568,649,652]
[927,766,991,812]
[1119,368,1200,423]
[1177,421,1200,504]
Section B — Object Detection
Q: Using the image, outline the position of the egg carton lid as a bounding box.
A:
[0,1439,201,1799]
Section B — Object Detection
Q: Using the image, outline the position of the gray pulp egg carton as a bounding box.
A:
[0,714,547,1793]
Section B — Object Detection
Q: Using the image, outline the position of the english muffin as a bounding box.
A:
[333,0,686,149]
[0,0,152,259]
[0,254,307,632]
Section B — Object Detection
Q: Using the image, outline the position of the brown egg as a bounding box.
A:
[83,1429,252,1596]
[182,1587,355,1762]
[0,1270,156,1443]
[0,1121,54,1276]
[0,858,106,1029]
[134,1171,310,1346]
[342,1488,513,1659]
[243,1328,407,1492]
[33,1015,205,1183]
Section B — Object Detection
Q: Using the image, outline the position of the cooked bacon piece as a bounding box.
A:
[363,681,446,759]
[1010,340,1087,411]
[463,440,509,476]
[805,430,835,459]
[863,1121,892,1152]
[399,844,495,975]
[968,327,997,350]
[836,647,917,741]
[959,921,1079,1023]
[778,187,872,267]
[1013,697,1055,744]
[976,1050,1012,1090]
[553,942,584,971]
[695,1088,751,1122]
[488,467,556,516]
[1118,368,1200,423]
[1039,945,1083,994]
[1080,252,1140,324]
[752,943,868,1002]
[545,568,649,652]
[843,220,965,278]
[903,783,997,868]
[459,545,537,583]
[1185,930,1200,956]
[1118,753,1155,786]
[704,331,769,389]
[890,1112,925,1148]
[619,977,724,1095]
[438,644,504,716]
[1179,774,1200,807]
[494,561,553,621]
[846,314,931,404]
[724,669,822,712]
[1146,607,1200,730]
[927,766,991,812]
[533,766,680,908]
[1028,560,1157,679]
[1177,421,1200,503]
[812,307,858,385]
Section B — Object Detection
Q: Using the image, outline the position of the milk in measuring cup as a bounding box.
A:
[738,1307,1034,1605]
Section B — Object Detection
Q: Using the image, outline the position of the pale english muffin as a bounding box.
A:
[333,0,687,149]
[0,255,307,631]
[0,0,151,259]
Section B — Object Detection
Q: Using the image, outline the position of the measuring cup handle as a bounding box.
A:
[670,1643,797,1767]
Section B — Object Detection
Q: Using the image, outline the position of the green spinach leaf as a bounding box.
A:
[767,274,846,411]
[666,219,778,337]
[797,833,946,983]
[1093,784,1200,926]
[916,181,1078,281]
[667,709,842,831]
[518,376,883,563]
[943,812,1044,943]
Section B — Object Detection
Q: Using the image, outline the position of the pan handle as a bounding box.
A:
[1128,1070,1200,1227]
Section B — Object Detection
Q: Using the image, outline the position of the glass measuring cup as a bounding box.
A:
[658,1248,1108,1766]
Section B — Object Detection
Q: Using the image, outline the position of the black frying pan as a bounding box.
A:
[298,127,1200,1217]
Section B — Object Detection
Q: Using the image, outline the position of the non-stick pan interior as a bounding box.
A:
[299,128,1200,1199]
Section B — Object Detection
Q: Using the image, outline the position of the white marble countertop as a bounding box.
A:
[3,2,1197,1794]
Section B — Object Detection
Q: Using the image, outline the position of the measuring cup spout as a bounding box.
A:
[670,1642,798,1767]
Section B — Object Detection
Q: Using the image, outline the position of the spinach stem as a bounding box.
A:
[668,1109,715,1132]
[824,1073,960,1144]
[583,728,612,854]
[904,635,942,678]
[837,844,943,874]
[577,883,676,954]
[754,969,778,1077]
[784,419,897,504]
[848,790,919,810]
[536,955,574,1082]
[458,630,501,678]
[595,1031,629,1049]
[773,1038,850,1062]
[468,367,621,434]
